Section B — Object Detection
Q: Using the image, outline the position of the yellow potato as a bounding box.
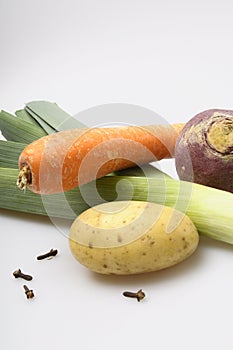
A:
[69,201,199,275]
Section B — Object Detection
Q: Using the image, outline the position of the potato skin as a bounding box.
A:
[69,201,199,275]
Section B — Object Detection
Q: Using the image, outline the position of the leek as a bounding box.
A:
[0,166,233,244]
[0,110,46,143]
[96,175,233,245]
[15,109,39,126]
[0,167,89,219]
[25,101,85,131]
[0,141,26,168]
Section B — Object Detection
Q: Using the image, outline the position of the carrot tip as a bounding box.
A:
[17,165,31,191]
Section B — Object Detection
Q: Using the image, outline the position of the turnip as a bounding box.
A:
[175,109,233,192]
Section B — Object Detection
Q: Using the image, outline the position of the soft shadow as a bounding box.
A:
[0,208,74,238]
[198,235,233,252]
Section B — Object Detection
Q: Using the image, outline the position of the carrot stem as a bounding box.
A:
[17,165,31,190]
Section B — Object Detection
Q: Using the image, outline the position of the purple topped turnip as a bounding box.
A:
[175,109,233,192]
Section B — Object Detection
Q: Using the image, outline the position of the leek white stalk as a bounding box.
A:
[96,175,233,244]
[1,167,233,244]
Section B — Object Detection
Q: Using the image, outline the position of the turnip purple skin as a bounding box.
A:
[175,109,233,193]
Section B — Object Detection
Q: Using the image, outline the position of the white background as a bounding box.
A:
[1,1,233,349]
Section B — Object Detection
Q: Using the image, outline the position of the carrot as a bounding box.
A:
[17,123,184,194]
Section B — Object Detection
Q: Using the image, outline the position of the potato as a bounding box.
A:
[69,201,199,275]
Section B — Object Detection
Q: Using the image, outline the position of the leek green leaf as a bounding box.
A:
[15,109,40,126]
[25,100,85,132]
[0,141,26,168]
[0,110,47,143]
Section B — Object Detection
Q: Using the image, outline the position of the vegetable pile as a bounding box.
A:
[1,101,233,275]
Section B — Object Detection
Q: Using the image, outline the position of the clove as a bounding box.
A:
[23,285,34,299]
[13,269,33,281]
[36,248,58,260]
[123,289,146,302]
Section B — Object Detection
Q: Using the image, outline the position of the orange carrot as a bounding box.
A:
[17,123,184,194]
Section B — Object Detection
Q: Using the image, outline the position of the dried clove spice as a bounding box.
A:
[36,248,58,260]
[23,285,34,299]
[123,289,146,302]
[13,268,33,281]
